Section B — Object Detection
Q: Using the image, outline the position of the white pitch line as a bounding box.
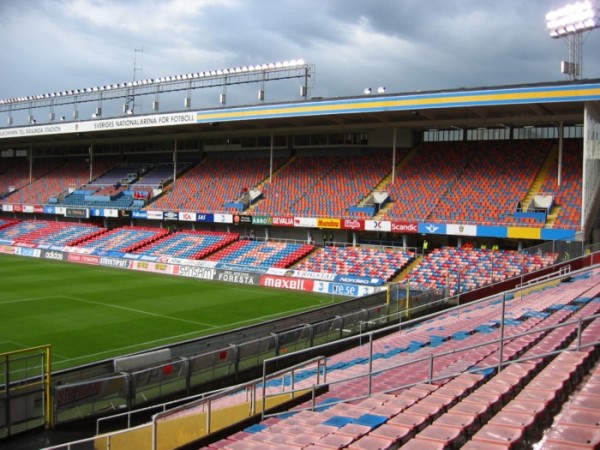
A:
[1,294,215,327]
[0,340,70,361]
[0,340,30,349]
[5,293,334,368]
[51,329,215,366]
[52,298,335,367]
[61,296,215,327]
[0,295,66,305]
[202,299,336,331]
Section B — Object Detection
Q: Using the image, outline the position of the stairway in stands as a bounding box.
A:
[371,147,419,220]
[245,155,297,214]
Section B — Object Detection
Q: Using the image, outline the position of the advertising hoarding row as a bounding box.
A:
[1,202,576,241]
[1,243,380,296]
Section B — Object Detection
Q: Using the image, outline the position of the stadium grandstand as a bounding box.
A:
[0,39,600,450]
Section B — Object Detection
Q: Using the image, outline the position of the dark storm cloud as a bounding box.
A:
[0,0,599,103]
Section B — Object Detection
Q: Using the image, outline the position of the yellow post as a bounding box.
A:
[386,284,391,305]
[44,345,52,429]
[0,344,52,430]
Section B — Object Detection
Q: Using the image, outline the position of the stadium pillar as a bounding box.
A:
[173,140,178,187]
[29,147,33,184]
[269,133,274,183]
[402,234,407,249]
[88,144,94,182]
[391,127,397,184]
[558,121,564,187]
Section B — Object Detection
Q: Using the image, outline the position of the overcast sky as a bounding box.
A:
[1,0,600,113]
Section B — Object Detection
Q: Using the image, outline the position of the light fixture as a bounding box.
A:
[377,86,386,94]
[546,1,600,79]
[363,87,372,95]
[0,59,310,109]
[546,1,600,37]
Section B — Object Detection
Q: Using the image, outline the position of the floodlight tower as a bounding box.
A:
[125,47,144,113]
[546,1,600,79]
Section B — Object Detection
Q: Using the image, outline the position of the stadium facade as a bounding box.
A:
[0,77,599,244]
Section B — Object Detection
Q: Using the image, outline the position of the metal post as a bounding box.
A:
[399,286,403,328]
[151,413,158,450]
[576,318,582,351]
[498,293,506,373]
[303,66,309,100]
[44,346,53,429]
[429,354,434,383]
[207,399,212,434]
[4,355,10,436]
[317,359,321,386]
[261,359,267,417]
[368,333,373,396]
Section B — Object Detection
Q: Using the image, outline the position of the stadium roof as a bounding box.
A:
[1,78,599,149]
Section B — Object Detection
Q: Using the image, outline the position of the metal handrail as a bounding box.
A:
[40,266,599,450]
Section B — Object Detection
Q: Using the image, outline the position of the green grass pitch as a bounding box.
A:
[0,254,333,371]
